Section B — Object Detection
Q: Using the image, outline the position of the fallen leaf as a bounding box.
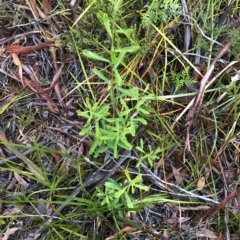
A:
[163,229,169,240]
[47,100,59,113]
[197,228,218,238]
[12,53,24,86]
[0,130,46,182]
[6,41,53,54]
[3,207,21,215]
[14,172,29,189]
[231,73,240,82]
[12,52,21,66]
[197,177,205,190]
[18,65,60,113]
[216,233,223,240]
[200,155,218,165]
[105,226,137,240]
[0,227,19,240]
[172,166,184,185]
[51,152,61,163]
[167,217,190,224]
[42,0,52,14]
[201,188,237,221]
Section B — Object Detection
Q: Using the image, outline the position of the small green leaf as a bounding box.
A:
[120,97,129,110]
[129,119,136,136]
[94,104,110,118]
[89,139,100,155]
[124,192,134,208]
[111,48,117,65]
[95,121,101,138]
[116,86,138,98]
[115,186,128,198]
[76,110,90,118]
[124,169,131,181]
[82,50,109,62]
[113,139,119,158]
[118,138,132,150]
[92,68,111,84]
[79,127,91,136]
[116,28,135,35]
[97,12,112,39]
[114,0,123,13]
[115,45,140,53]
[137,108,150,115]
[104,117,117,123]
[114,69,122,86]
[113,52,126,69]
[133,184,149,191]
[133,117,147,125]
[105,181,119,190]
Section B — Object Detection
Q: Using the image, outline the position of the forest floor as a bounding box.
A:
[0,0,239,239]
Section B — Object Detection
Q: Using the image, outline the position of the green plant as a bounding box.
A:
[77,95,149,158]
[229,28,240,59]
[77,0,150,158]
[64,0,140,53]
[96,170,149,212]
[136,138,163,168]
[141,0,182,26]
[171,67,196,92]
[19,110,36,127]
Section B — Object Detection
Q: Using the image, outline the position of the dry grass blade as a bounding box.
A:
[0,131,46,182]
[185,40,233,153]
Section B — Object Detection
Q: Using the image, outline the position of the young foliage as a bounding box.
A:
[77,96,149,158]
[142,0,182,26]
[171,67,196,92]
[77,0,150,158]
[96,171,149,212]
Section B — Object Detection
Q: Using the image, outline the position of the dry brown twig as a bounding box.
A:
[184,40,233,158]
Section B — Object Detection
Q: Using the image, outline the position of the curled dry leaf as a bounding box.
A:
[197,177,205,190]
[105,226,137,240]
[47,100,59,113]
[163,229,169,240]
[42,0,52,14]
[172,166,184,185]
[12,53,24,86]
[51,152,61,163]
[201,188,237,221]
[14,172,29,189]
[197,228,218,238]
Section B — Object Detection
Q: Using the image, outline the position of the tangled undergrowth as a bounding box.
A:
[0,0,239,239]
